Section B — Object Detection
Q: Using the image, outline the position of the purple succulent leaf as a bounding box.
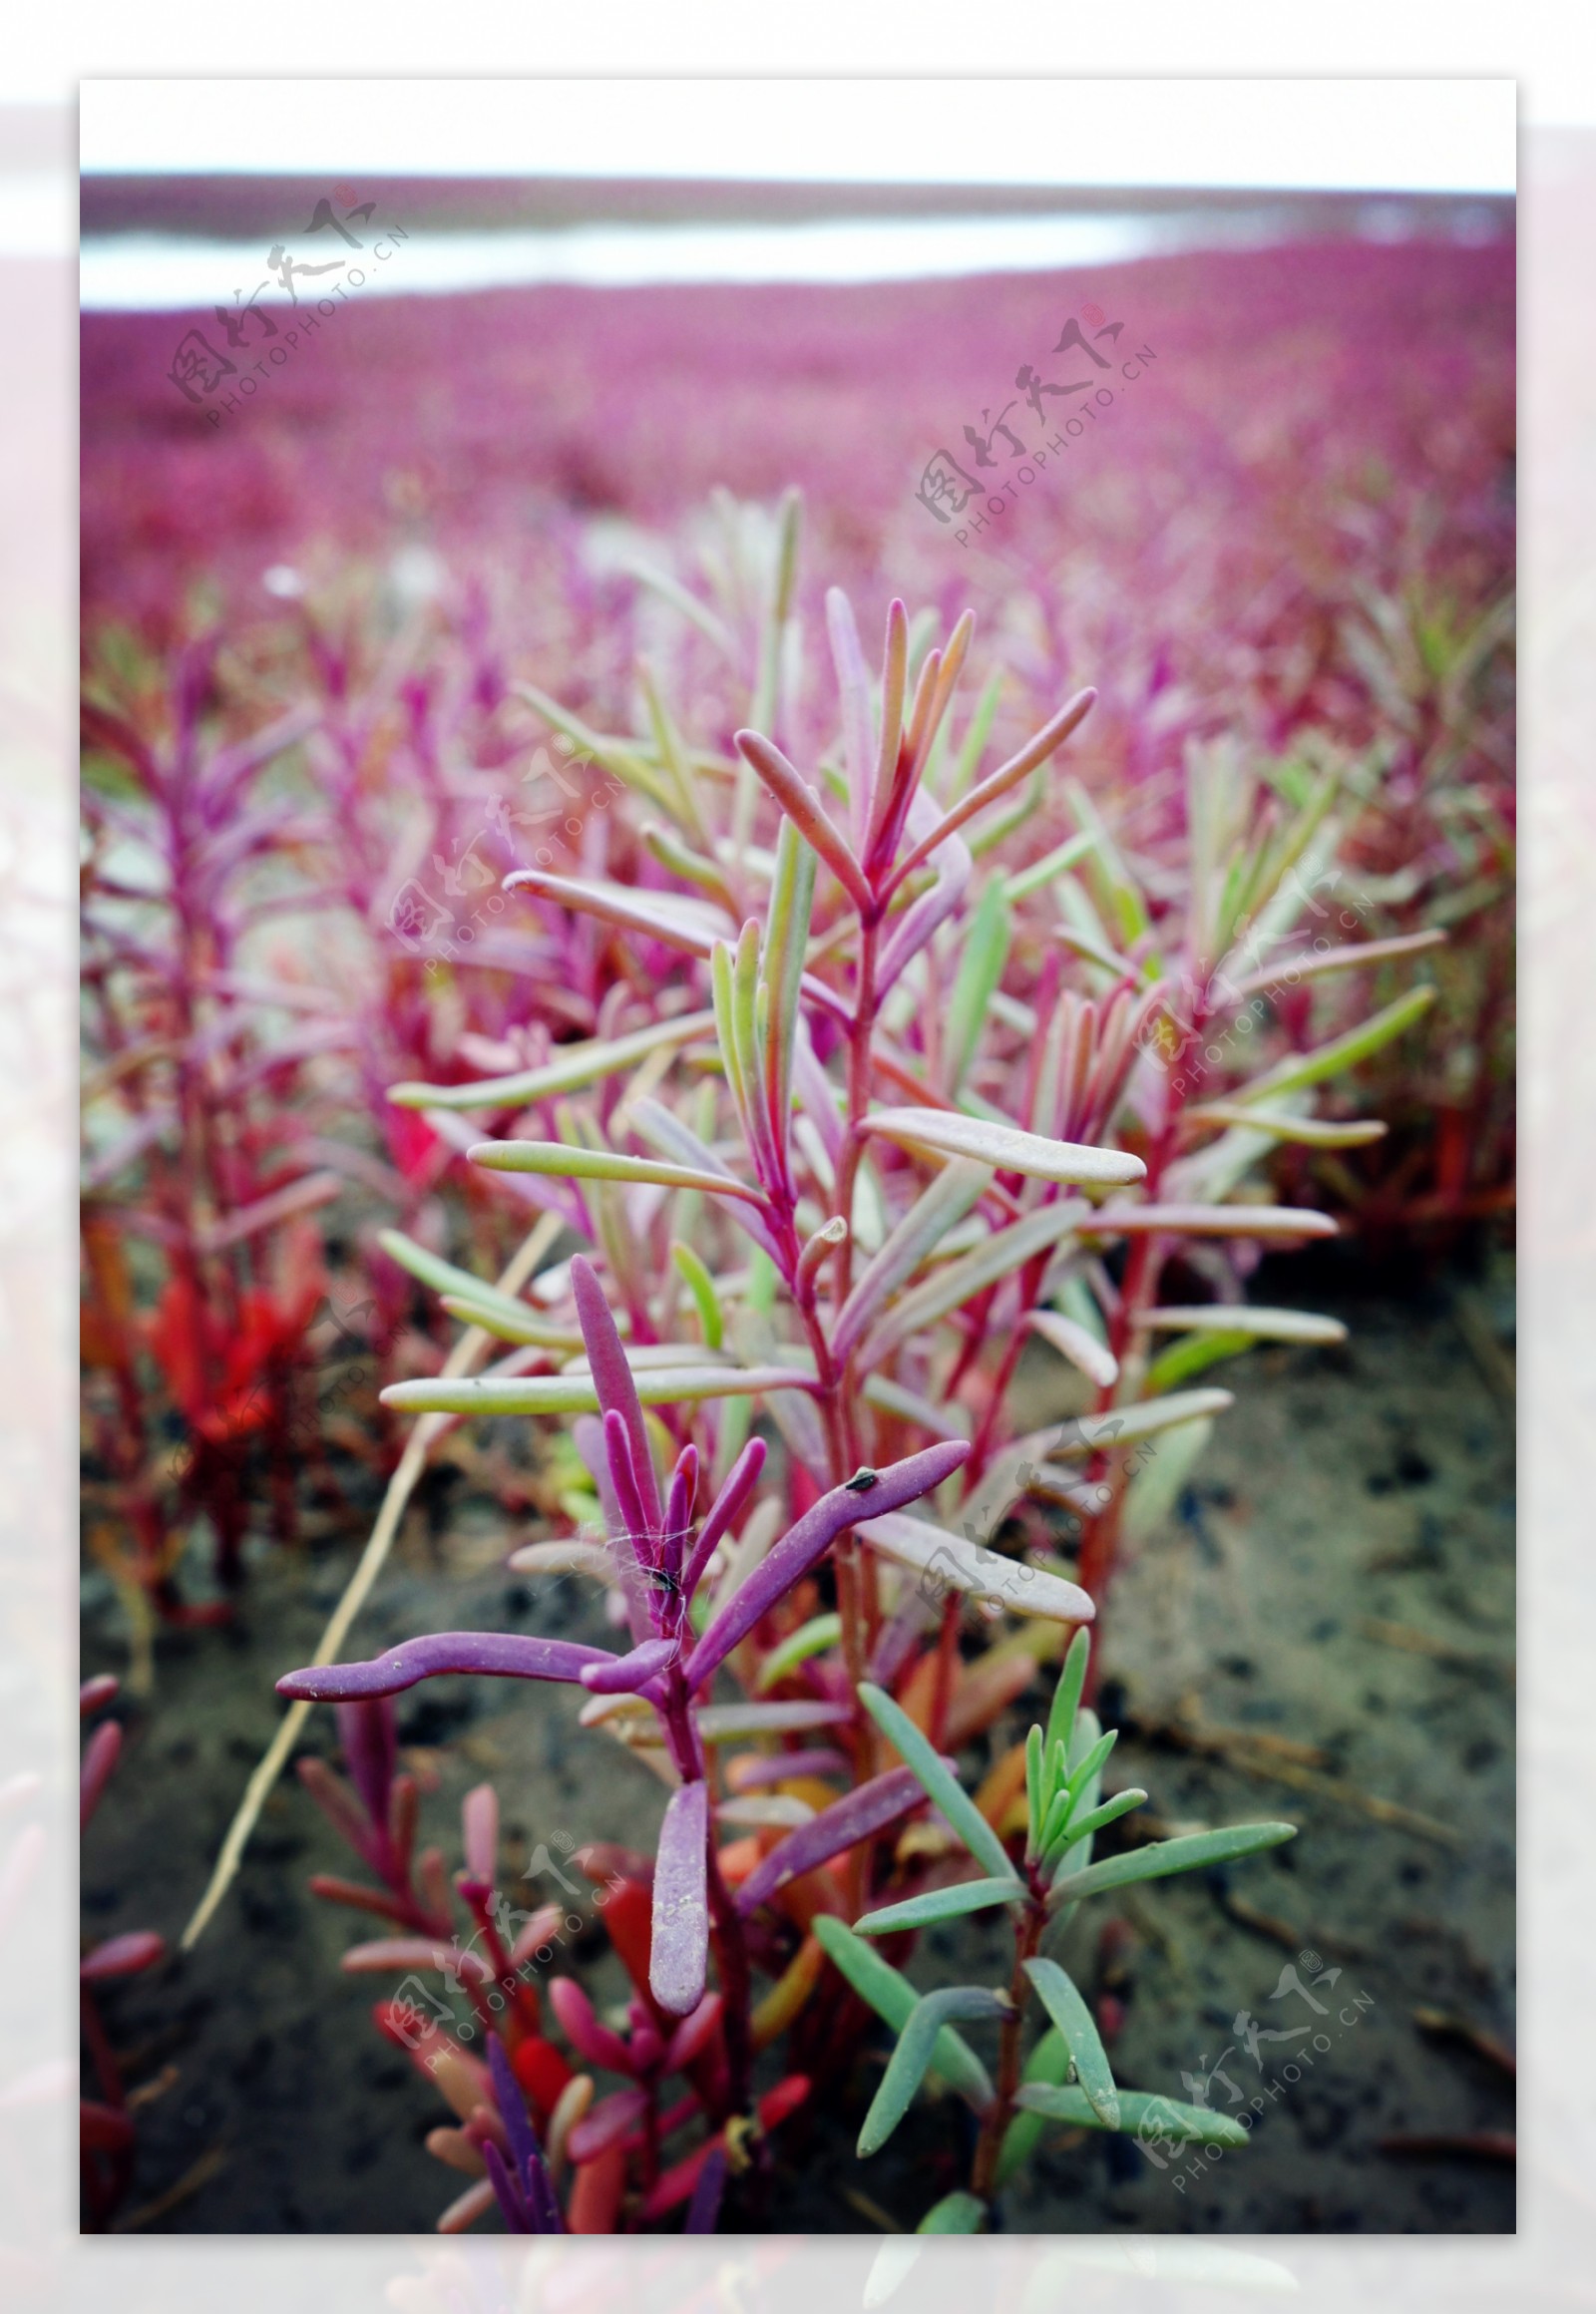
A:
[662,1445,698,1587]
[650,1780,711,2017]
[684,1439,969,1694]
[684,2143,729,2234]
[572,1257,662,1531]
[574,1413,652,1645]
[602,1407,655,1566]
[734,1767,930,1915]
[573,1413,621,1527]
[276,1633,616,1702]
[334,1697,397,1833]
[487,2031,563,2233]
[580,1637,680,1694]
[481,2137,532,2232]
[680,1436,768,1602]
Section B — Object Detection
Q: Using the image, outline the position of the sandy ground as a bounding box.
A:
[80,1243,1514,2235]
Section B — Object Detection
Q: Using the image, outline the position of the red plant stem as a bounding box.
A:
[927,1592,963,1751]
[970,1880,1045,2201]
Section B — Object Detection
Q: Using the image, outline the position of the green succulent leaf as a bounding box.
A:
[387,1009,718,1111]
[946,881,1012,1094]
[1021,1956,1120,2126]
[1232,984,1435,1107]
[810,1916,992,2109]
[1049,1821,1299,1908]
[853,1876,1026,1937]
[381,1364,818,1417]
[1013,2082,1250,2148]
[754,1613,843,1692]
[916,2191,988,2234]
[670,1238,723,1351]
[856,1683,1020,1884]
[469,1138,767,1204]
[1043,1628,1092,1782]
[858,1987,1010,2156]
[1040,1785,1148,1871]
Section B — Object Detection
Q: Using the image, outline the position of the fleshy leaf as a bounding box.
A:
[858,1987,1009,2156]
[1089,1202,1337,1239]
[1048,1820,1298,1908]
[680,1436,769,1601]
[376,1229,577,1346]
[650,1781,711,2017]
[277,1633,614,1701]
[1231,984,1435,1105]
[1185,1103,1388,1148]
[487,2031,563,2232]
[684,1442,968,1694]
[945,881,1012,1095]
[683,2144,728,2234]
[1022,1956,1119,2126]
[856,1682,1019,1884]
[1231,926,1445,997]
[380,1365,817,1418]
[810,1917,993,2109]
[1040,1786,1148,1870]
[1026,1308,1120,1390]
[671,1239,724,1351]
[863,1106,1144,1189]
[505,867,724,959]
[917,2192,987,2233]
[734,729,872,911]
[853,1877,1025,1936]
[734,1767,927,1914]
[693,1700,852,1739]
[571,1256,661,1532]
[886,686,1097,891]
[855,1512,1095,1624]
[1144,1305,1348,1345]
[388,1011,717,1110]
[754,1613,843,1691]
[1012,2081,1250,2147]
[1044,1627,1092,1774]
[548,1977,634,2076]
[580,1638,679,1694]
[470,1138,768,1205]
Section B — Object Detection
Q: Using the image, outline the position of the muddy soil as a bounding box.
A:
[80,1246,1515,2235]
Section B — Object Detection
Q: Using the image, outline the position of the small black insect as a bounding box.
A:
[844,1467,880,1494]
